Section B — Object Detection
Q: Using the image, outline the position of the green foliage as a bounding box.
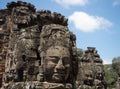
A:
[77,48,83,57]
[112,57,120,74]
[104,64,118,88]
[104,56,120,89]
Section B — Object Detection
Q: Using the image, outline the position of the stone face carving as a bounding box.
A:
[0,1,106,89]
[38,23,77,88]
[43,46,71,83]
[76,47,106,89]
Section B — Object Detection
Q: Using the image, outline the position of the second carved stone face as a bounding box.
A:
[44,46,71,83]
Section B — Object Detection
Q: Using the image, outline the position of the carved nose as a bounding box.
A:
[55,59,65,70]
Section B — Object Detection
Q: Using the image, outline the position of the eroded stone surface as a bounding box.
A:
[76,47,106,89]
[0,1,105,89]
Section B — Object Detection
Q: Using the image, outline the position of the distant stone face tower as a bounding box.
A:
[0,1,105,89]
[76,47,106,89]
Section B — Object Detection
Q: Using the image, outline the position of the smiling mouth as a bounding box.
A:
[52,73,65,82]
[53,73,65,77]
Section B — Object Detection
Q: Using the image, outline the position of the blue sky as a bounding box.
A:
[0,0,120,64]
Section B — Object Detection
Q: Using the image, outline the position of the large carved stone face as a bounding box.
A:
[44,46,71,83]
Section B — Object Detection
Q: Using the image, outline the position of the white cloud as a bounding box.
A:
[54,0,89,8]
[69,11,112,32]
[113,0,120,6]
[103,58,112,64]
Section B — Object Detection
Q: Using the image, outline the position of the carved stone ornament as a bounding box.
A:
[0,1,106,89]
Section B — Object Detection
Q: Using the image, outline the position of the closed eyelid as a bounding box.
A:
[46,56,60,63]
[49,56,60,59]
